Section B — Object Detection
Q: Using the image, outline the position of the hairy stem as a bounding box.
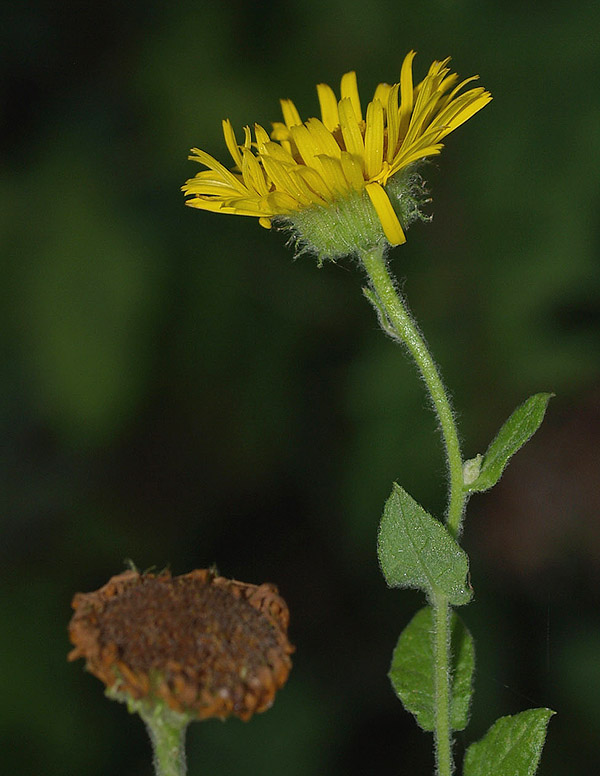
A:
[359,246,466,538]
[140,706,189,776]
[360,244,467,776]
[432,593,452,776]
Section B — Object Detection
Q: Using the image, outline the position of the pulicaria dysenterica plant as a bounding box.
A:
[182,51,555,775]
[69,52,554,776]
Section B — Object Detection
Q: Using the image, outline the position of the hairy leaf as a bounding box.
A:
[466,393,553,493]
[464,708,555,776]
[377,484,472,605]
[388,606,475,731]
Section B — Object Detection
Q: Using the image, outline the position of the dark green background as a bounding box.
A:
[2,1,599,774]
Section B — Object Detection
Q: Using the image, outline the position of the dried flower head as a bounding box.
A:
[68,569,293,721]
[183,51,491,259]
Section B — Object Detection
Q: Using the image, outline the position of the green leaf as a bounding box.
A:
[450,612,476,731]
[377,484,472,605]
[466,393,553,493]
[388,606,475,731]
[464,708,555,776]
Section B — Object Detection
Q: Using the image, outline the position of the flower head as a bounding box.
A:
[68,569,294,721]
[183,52,491,259]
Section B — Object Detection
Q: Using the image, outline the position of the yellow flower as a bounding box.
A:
[183,52,491,257]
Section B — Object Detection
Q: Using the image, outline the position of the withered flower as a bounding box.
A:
[68,568,293,722]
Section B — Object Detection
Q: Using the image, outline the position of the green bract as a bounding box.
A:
[281,167,427,263]
[282,188,387,262]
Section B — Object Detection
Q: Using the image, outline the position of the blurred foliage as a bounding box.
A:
[1,1,599,774]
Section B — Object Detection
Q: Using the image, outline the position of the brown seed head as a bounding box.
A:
[68,569,294,721]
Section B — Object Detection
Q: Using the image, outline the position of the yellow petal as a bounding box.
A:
[442,75,480,107]
[398,50,417,140]
[260,155,313,206]
[262,140,297,165]
[435,89,492,134]
[365,182,406,245]
[373,82,391,104]
[289,123,321,168]
[386,83,400,163]
[364,99,384,179]
[408,78,439,140]
[288,168,328,205]
[294,165,334,200]
[222,119,243,169]
[187,197,263,217]
[389,125,444,172]
[185,197,233,213]
[254,123,271,152]
[338,97,365,164]
[425,57,452,82]
[279,139,294,156]
[317,155,350,195]
[340,71,362,122]
[339,151,365,191]
[241,149,269,196]
[187,148,248,193]
[280,98,302,128]
[389,143,442,176]
[183,180,244,197]
[225,199,270,217]
[401,91,444,150]
[271,121,291,142]
[267,190,301,213]
[317,83,340,131]
[183,169,245,195]
[305,117,342,158]
[436,72,459,98]
[289,124,334,183]
[259,216,272,229]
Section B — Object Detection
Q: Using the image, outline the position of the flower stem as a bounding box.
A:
[359,244,467,776]
[359,246,466,538]
[140,705,189,776]
[432,593,452,776]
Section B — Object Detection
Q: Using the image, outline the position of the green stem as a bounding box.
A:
[432,594,452,776]
[360,244,467,776]
[359,246,466,538]
[140,705,189,776]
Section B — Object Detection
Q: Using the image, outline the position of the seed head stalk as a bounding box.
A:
[141,707,189,776]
